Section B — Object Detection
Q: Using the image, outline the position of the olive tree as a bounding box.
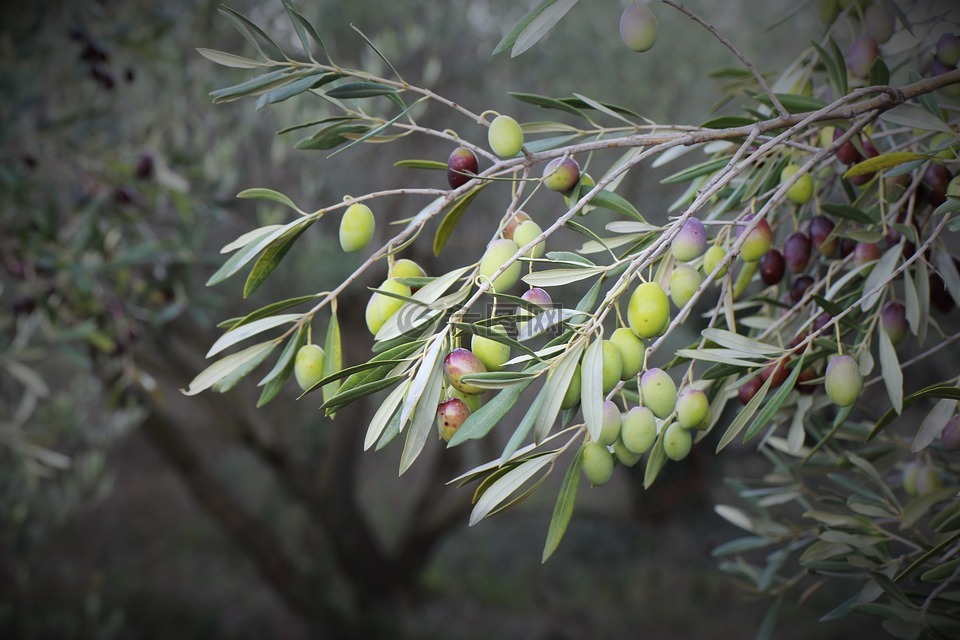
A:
[190,1,960,636]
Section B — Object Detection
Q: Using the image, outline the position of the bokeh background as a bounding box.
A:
[0,0,921,637]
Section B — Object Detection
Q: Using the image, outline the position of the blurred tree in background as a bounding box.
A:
[1,1,957,639]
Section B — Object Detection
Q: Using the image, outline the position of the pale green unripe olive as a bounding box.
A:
[903,461,920,496]
[389,258,426,281]
[598,400,622,446]
[640,368,677,419]
[479,239,522,292]
[601,340,623,394]
[443,348,487,395]
[824,354,862,407]
[437,398,471,442]
[619,2,658,53]
[339,203,375,252]
[581,441,614,486]
[662,422,692,461]
[702,245,728,278]
[916,465,943,496]
[488,115,524,158]
[471,326,511,372]
[781,164,814,205]
[513,219,545,258]
[670,263,702,309]
[294,344,325,391]
[446,385,481,412]
[621,406,657,454]
[628,281,670,339]
[613,438,643,467]
[610,327,644,380]
[365,278,411,335]
[561,364,582,410]
[676,388,709,429]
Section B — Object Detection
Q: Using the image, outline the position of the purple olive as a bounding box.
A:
[881,300,909,345]
[784,231,812,273]
[790,275,814,304]
[759,248,786,285]
[809,215,837,257]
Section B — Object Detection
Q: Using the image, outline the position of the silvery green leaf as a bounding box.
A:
[534,343,585,442]
[399,334,446,428]
[364,381,408,451]
[221,225,284,254]
[182,341,277,396]
[523,266,606,288]
[469,453,558,525]
[206,314,301,358]
[580,338,604,442]
[701,328,783,356]
[877,325,903,415]
[400,347,446,475]
[861,245,902,312]
[912,398,956,452]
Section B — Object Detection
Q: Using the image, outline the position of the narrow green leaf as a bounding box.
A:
[400,337,446,428]
[237,188,301,212]
[182,341,278,396]
[448,380,533,446]
[218,295,315,331]
[322,308,342,406]
[702,116,756,129]
[220,225,285,255]
[844,152,926,178]
[877,326,903,415]
[702,328,784,355]
[212,342,278,393]
[935,251,960,306]
[255,72,327,110]
[534,343,585,442]
[501,383,550,463]
[509,91,586,118]
[243,222,312,298]
[257,325,307,407]
[365,382,408,451]
[913,398,957,452]
[350,24,403,80]
[756,595,783,640]
[207,313,302,358]
[400,344,445,475]
[318,374,406,414]
[868,56,889,86]
[811,41,842,99]
[328,100,419,158]
[819,203,876,224]
[523,266,606,288]
[469,454,557,525]
[295,122,370,150]
[206,219,305,286]
[754,92,827,113]
[510,0,579,57]
[218,6,285,60]
[742,355,805,443]
[542,445,583,563]
[828,37,848,96]
[581,337,604,442]
[284,3,330,61]
[868,384,960,440]
[643,429,668,489]
[434,184,486,256]
[394,159,448,170]
[196,48,264,68]
[660,157,731,185]
[587,189,644,221]
[717,375,773,451]
[861,244,901,311]
[880,104,954,134]
[326,81,399,99]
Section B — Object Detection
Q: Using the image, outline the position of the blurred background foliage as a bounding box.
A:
[0,0,909,638]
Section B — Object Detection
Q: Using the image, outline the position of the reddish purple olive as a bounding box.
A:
[671,217,708,262]
[796,366,818,395]
[847,35,879,78]
[520,287,553,310]
[813,311,832,334]
[447,147,479,189]
[759,248,786,285]
[760,361,789,388]
[853,242,882,267]
[881,300,909,345]
[784,231,812,272]
[443,348,487,395]
[738,376,763,405]
[809,215,837,257]
[922,164,951,207]
[941,415,960,450]
[789,275,814,304]
[839,238,856,259]
[437,398,471,442]
[833,128,862,165]
[502,211,531,240]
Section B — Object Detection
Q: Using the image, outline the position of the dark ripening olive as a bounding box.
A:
[447,147,479,189]
[790,275,814,304]
[759,248,786,285]
[839,238,856,259]
[853,242,882,267]
[834,128,862,165]
[784,231,812,273]
[760,361,789,388]
[847,35,879,78]
[813,312,832,334]
[809,215,837,257]
[881,301,909,345]
[796,367,818,394]
[922,164,951,207]
[738,376,763,405]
